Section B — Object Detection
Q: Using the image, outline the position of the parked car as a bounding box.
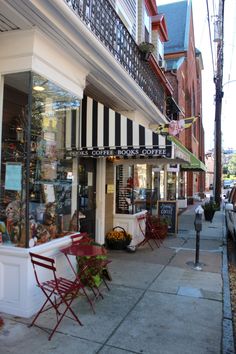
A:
[225,186,236,240]
[223,180,233,189]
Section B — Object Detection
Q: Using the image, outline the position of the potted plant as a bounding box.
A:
[138,42,155,61]
[202,200,219,222]
[105,226,132,250]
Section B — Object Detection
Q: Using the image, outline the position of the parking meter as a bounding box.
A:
[194,213,202,231]
[194,205,204,269]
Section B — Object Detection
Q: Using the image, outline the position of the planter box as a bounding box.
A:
[177,199,187,209]
[204,210,215,222]
[0,235,76,317]
[113,211,146,246]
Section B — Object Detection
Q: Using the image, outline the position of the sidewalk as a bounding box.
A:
[0,204,235,354]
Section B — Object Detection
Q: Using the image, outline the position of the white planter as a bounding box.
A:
[113,211,146,246]
[0,235,77,318]
[177,199,187,209]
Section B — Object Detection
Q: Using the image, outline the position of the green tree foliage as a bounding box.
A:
[223,165,228,174]
[228,154,236,176]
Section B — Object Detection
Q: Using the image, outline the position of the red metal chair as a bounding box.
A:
[70,232,92,245]
[145,213,163,248]
[29,252,93,340]
[136,213,160,250]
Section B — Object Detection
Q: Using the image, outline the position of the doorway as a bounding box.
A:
[78,158,96,237]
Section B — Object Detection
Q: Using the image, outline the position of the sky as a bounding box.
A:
[157,0,236,152]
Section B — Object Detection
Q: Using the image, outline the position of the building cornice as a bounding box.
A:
[144,0,157,16]
[152,14,168,42]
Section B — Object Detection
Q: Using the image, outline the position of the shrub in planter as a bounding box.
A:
[105,227,132,250]
[202,201,219,222]
[138,42,155,61]
[138,42,155,53]
[77,253,107,287]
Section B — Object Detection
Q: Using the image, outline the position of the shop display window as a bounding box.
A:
[115,164,160,214]
[167,172,177,200]
[178,171,186,199]
[0,72,80,247]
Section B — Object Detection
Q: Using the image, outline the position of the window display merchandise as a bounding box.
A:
[0,72,80,247]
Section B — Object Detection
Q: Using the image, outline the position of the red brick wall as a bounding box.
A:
[165,6,205,195]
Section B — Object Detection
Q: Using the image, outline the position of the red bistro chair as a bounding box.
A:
[29,252,94,340]
[70,232,93,245]
[136,213,160,250]
[145,213,163,248]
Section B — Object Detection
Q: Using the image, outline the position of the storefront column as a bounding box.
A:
[164,165,168,199]
[96,159,106,244]
[72,158,78,215]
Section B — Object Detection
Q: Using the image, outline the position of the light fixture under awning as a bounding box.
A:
[65,96,190,162]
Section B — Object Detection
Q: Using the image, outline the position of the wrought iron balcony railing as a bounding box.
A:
[66,0,165,113]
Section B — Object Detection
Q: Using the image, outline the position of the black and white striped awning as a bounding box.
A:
[65,96,189,161]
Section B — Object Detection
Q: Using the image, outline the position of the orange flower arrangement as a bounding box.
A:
[105,227,132,250]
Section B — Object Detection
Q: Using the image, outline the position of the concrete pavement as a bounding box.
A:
[0,203,235,354]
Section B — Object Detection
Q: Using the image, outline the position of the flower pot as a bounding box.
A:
[105,226,132,250]
[106,238,130,250]
[204,209,215,222]
[140,51,152,61]
[138,42,155,61]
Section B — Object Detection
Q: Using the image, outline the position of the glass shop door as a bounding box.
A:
[78,158,96,237]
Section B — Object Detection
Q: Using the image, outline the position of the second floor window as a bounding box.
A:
[158,38,164,60]
[144,6,150,42]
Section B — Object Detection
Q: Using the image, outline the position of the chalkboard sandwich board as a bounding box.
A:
[157,200,178,235]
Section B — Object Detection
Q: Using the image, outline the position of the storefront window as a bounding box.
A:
[115,165,135,214]
[115,164,161,214]
[178,171,186,199]
[0,72,80,247]
[167,172,177,200]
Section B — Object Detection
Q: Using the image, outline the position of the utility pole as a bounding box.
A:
[213,0,225,207]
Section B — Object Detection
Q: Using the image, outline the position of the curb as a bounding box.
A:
[222,237,235,353]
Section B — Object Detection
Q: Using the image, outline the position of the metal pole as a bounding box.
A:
[195,230,200,267]
[213,0,225,207]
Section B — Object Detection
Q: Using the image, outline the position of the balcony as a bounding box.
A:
[66,0,165,113]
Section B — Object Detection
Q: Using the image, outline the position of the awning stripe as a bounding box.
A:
[133,123,139,147]
[127,118,133,146]
[92,99,98,147]
[71,109,77,148]
[104,105,109,147]
[153,132,158,146]
[121,116,126,147]
[115,112,121,147]
[109,109,115,147]
[139,125,145,146]
[67,96,190,160]
[81,95,87,148]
